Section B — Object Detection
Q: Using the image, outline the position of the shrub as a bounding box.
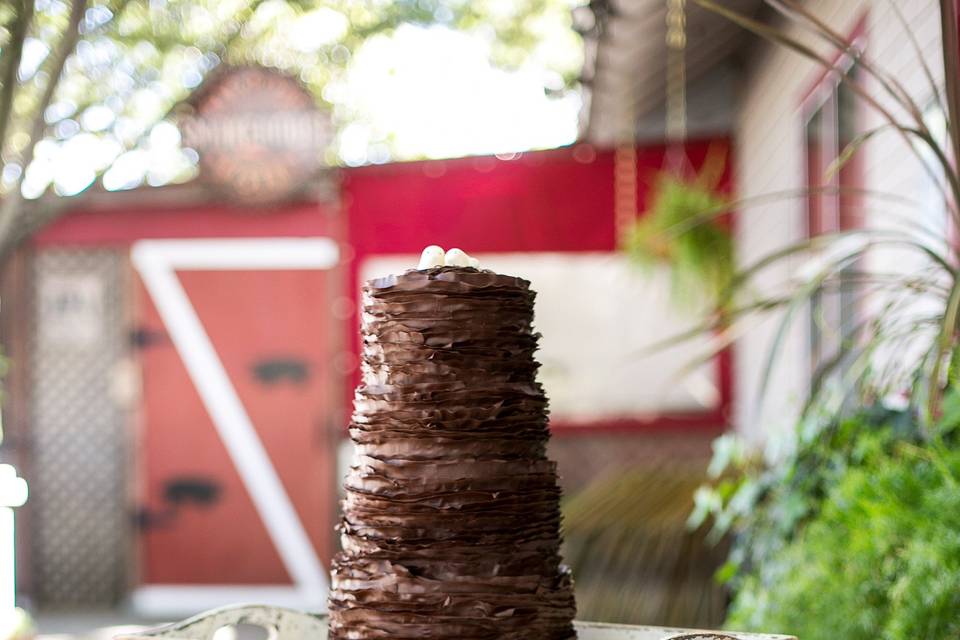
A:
[727,436,960,639]
[691,393,960,639]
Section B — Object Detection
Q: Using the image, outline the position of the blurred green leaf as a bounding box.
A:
[623,152,734,307]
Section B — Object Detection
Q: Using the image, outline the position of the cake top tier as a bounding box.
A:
[358,265,542,392]
[365,265,531,295]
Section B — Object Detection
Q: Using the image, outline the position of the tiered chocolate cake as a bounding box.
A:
[328,264,576,639]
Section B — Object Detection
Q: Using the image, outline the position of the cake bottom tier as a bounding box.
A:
[327,554,576,639]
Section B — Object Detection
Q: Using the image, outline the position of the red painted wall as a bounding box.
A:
[35,138,733,432]
[342,140,729,256]
[341,140,733,431]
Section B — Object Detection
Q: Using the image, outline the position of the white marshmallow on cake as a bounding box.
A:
[417,245,481,269]
[444,248,470,267]
[418,245,446,269]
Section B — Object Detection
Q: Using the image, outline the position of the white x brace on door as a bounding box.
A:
[131,238,339,617]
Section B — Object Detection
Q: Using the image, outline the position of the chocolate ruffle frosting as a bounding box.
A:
[328,266,577,639]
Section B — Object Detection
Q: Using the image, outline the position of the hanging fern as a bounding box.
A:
[622,149,734,307]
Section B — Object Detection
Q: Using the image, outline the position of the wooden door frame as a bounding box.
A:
[130,237,338,617]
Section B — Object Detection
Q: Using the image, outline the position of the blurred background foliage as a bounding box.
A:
[622,144,733,307]
[0,0,582,253]
[691,392,960,640]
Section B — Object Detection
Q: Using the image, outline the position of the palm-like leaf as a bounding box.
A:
[673,0,960,426]
[666,2,960,630]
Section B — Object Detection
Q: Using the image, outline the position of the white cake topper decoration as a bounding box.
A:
[418,246,481,269]
[418,245,446,269]
[444,248,470,267]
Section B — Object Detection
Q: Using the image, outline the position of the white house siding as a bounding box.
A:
[733,0,945,443]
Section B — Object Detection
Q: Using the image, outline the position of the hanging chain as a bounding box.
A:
[614,146,638,245]
[665,0,687,142]
[615,0,688,244]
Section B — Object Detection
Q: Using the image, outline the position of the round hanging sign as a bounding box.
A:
[180,66,333,203]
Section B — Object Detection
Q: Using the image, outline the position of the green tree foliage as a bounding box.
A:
[0,0,580,255]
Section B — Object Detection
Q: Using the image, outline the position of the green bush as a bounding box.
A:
[693,395,960,640]
[728,439,960,639]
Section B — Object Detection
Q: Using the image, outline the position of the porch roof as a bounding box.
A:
[578,0,762,146]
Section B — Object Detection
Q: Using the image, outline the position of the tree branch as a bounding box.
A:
[22,0,87,170]
[0,0,86,250]
[0,0,34,151]
[0,193,85,263]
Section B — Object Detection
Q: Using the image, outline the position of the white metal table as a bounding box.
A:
[115,604,796,640]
